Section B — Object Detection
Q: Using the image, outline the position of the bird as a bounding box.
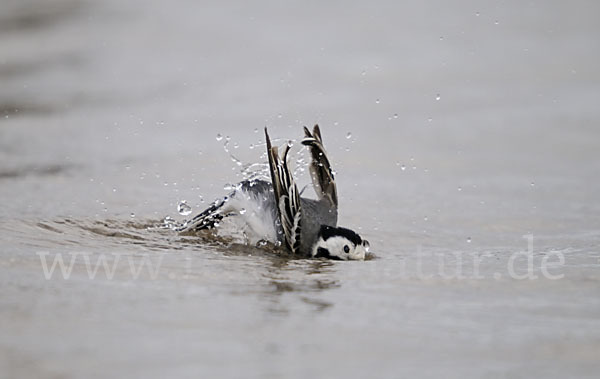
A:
[177,125,369,260]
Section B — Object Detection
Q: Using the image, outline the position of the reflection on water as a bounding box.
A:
[259,259,339,315]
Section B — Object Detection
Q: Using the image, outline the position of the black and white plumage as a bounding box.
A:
[177,125,369,260]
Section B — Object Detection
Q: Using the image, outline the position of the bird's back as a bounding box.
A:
[298,197,338,255]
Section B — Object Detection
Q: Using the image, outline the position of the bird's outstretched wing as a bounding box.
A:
[265,128,302,253]
[301,124,338,208]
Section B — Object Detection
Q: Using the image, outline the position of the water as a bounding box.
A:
[177,200,192,216]
[1,0,600,377]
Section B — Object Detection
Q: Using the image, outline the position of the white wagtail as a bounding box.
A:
[177,125,369,260]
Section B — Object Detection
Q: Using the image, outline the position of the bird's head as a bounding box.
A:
[311,225,370,261]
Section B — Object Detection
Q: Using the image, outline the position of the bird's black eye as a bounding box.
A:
[343,245,350,253]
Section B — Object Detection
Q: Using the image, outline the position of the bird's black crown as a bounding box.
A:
[319,225,363,245]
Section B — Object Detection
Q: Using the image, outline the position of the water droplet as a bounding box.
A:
[423,216,428,221]
[401,165,406,171]
[233,142,239,149]
[254,128,259,133]
[494,20,499,25]
[457,186,462,191]
[216,133,223,141]
[530,181,535,187]
[435,94,441,101]
[346,132,352,139]
[361,70,366,76]
[393,113,398,119]
[277,113,282,119]
[287,140,293,147]
[163,216,175,228]
[249,143,254,149]
[130,213,135,218]
[177,200,192,216]
[467,237,472,243]
[475,11,480,17]
[375,98,380,104]
[427,117,433,122]
[239,208,246,215]
[439,36,444,41]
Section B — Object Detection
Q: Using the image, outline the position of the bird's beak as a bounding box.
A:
[349,246,367,261]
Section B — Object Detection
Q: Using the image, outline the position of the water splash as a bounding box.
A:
[220,133,310,183]
[168,130,314,226]
[162,216,176,229]
[177,201,192,216]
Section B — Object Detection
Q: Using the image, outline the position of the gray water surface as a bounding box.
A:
[1,0,600,378]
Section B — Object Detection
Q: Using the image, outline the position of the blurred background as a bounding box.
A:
[1,0,599,378]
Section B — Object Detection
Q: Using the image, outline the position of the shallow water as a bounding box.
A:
[1,0,600,377]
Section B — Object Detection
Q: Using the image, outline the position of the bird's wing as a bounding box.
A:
[301,124,338,208]
[265,128,302,253]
